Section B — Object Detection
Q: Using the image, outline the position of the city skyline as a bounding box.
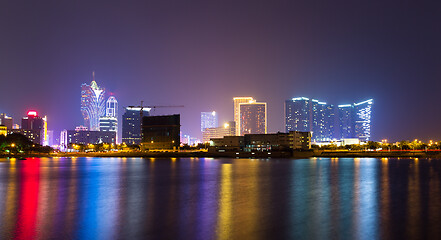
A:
[1,1,441,142]
[2,2,441,239]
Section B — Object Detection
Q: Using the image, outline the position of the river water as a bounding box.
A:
[0,157,440,240]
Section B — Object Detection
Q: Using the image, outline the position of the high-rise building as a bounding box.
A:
[81,72,106,131]
[201,111,218,132]
[353,99,373,141]
[233,97,254,136]
[21,110,48,145]
[285,97,311,133]
[285,98,336,141]
[286,97,373,141]
[47,130,54,146]
[106,96,118,117]
[239,101,267,135]
[337,104,354,139]
[122,107,150,145]
[202,121,235,142]
[21,111,43,131]
[311,100,335,141]
[60,130,68,151]
[141,114,180,150]
[0,113,13,130]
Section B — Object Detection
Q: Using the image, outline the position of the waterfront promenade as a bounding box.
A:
[2,150,441,159]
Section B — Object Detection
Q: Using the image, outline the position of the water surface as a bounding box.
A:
[0,157,440,239]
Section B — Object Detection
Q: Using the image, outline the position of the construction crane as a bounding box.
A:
[127,101,184,143]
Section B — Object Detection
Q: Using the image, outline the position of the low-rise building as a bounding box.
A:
[202,121,235,143]
[65,130,116,145]
[209,131,311,153]
[8,129,41,144]
[210,136,245,152]
[290,131,311,150]
[0,113,13,130]
[0,125,7,136]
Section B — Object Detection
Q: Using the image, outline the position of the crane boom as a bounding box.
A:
[145,105,185,108]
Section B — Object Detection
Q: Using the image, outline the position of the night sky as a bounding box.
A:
[1,0,441,142]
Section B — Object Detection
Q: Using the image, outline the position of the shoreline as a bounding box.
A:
[2,150,441,159]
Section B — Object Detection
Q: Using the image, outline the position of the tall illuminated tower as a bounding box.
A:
[106,96,118,117]
[100,95,119,142]
[337,104,353,139]
[239,101,267,135]
[285,97,311,133]
[353,99,373,141]
[233,97,254,136]
[337,99,373,141]
[81,72,106,131]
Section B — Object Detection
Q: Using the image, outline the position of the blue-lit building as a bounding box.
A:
[201,111,218,132]
[286,97,373,141]
[122,107,150,145]
[311,99,335,141]
[285,97,335,141]
[285,97,311,132]
[353,99,373,141]
[337,99,373,141]
[337,104,354,139]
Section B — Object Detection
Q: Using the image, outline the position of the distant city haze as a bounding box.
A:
[1,1,441,141]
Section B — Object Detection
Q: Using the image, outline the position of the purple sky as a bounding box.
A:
[1,0,441,142]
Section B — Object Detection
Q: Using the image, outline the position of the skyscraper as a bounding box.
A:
[285,97,311,132]
[101,95,118,142]
[106,96,118,117]
[239,101,267,135]
[353,99,373,141]
[337,104,354,139]
[311,100,335,141]
[122,107,150,144]
[285,98,335,141]
[141,114,180,150]
[81,72,106,131]
[286,97,373,141]
[233,97,254,136]
[201,111,218,131]
[21,110,44,131]
[19,110,47,145]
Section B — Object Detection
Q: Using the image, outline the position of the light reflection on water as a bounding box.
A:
[1,157,441,239]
